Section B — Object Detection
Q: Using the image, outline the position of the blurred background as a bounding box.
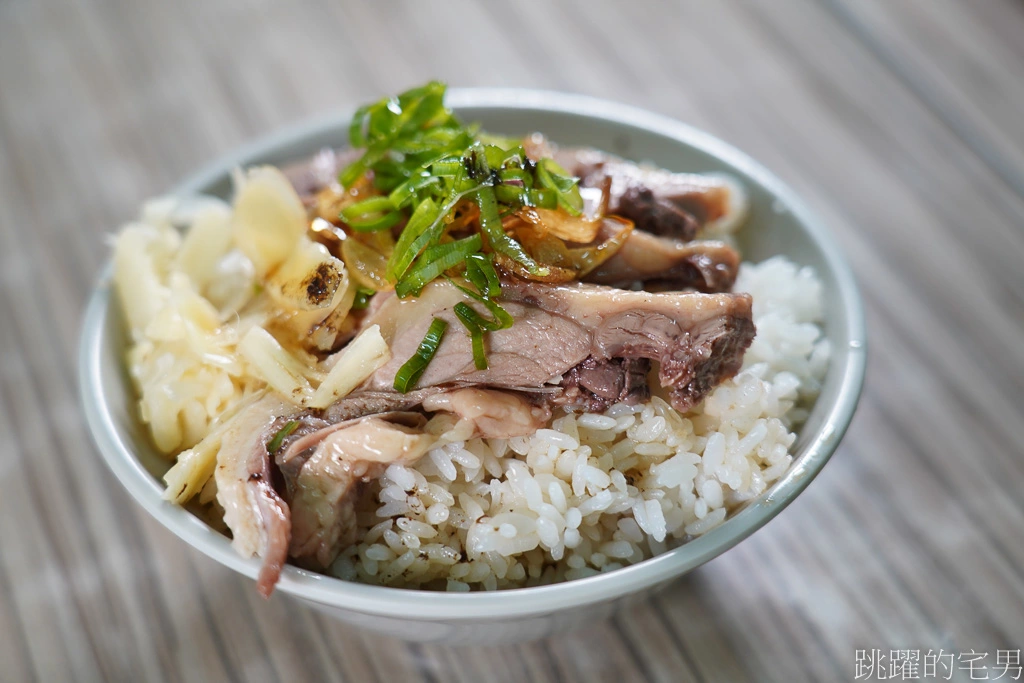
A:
[2,0,1023,681]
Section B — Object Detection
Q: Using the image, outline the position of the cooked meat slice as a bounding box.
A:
[268,413,331,498]
[214,395,298,597]
[547,146,745,239]
[500,279,754,411]
[586,232,740,292]
[614,185,702,240]
[317,385,550,439]
[320,387,445,423]
[361,281,593,392]
[557,356,652,412]
[421,387,552,438]
[360,279,753,412]
[278,413,435,569]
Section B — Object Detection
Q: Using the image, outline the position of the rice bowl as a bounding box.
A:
[80,88,865,642]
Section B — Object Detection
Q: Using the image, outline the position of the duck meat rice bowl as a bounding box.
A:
[112,82,830,595]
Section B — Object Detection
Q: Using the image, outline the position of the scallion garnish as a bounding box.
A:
[267,420,299,454]
[351,287,376,310]
[340,196,401,232]
[455,310,488,370]
[465,253,501,298]
[395,234,483,298]
[393,317,448,393]
[476,185,548,276]
[535,158,584,216]
[450,283,514,329]
[338,81,592,380]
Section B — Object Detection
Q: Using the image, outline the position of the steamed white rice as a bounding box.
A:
[331,256,830,590]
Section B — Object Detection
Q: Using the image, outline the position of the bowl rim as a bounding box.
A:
[79,88,866,620]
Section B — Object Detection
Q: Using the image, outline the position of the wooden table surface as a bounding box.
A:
[3,1,1023,681]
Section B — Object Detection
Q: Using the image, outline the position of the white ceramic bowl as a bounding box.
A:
[79,89,866,643]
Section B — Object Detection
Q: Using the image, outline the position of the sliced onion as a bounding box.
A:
[566,216,634,277]
[515,206,601,243]
[313,173,375,225]
[495,253,576,283]
[445,199,480,234]
[498,215,633,282]
[342,237,392,291]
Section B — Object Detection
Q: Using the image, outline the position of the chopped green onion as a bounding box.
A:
[527,188,558,209]
[451,283,513,369]
[339,195,402,232]
[388,172,441,208]
[475,132,521,149]
[339,82,592,300]
[341,196,394,220]
[339,158,367,190]
[396,234,483,297]
[386,197,440,280]
[351,287,375,310]
[451,284,514,329]
[267,420,299,454]
[498,167,532,186]
[476,185,549,276]
[431,159,467,178]
[348,211,402,232]
[393,317,448,393]
[465,253,501,298]
[501,145,528,167]
[453,300,506,333]
[494,184,529,206]
[482,144,507,172]
[536,158,584,215]
[454,307,488,370]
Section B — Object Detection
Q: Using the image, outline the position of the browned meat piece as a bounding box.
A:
[557,356,652,412]
[587,232,740,292]
[213,395,298,597]
[421,387,552,438]
[549,147,741,240]
[500,279,755,411]
[614,185,702,240]
[360,279,754,413]
[276,413,435,570]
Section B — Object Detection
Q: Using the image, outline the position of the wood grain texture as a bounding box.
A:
[1,0,1022,681]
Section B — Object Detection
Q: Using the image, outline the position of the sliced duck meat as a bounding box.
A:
[361,281,593,392]
[320,387,445,423]
[268,413,330,496]
[421,387,552,439]
[500,279,755,411]
[277,413,435,570]
[214,395,298,597]
[547,146,747,239]
[615,185,702,240]
[360,279,754,412]
[317,384,549,439]
[557,356,652,412]
[586,232,740,292]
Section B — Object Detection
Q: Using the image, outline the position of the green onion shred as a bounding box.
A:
[267,420,299,454]
[393,317,449,393]
[340,81,585,379]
